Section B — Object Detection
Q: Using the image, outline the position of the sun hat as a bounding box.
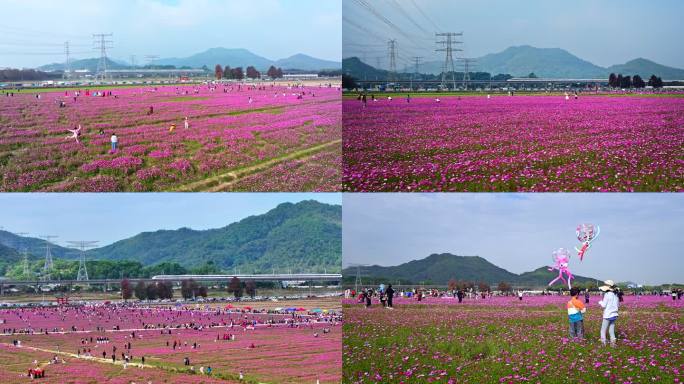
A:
[599,280,615,292]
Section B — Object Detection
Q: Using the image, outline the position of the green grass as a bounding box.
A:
[227,106,284,116]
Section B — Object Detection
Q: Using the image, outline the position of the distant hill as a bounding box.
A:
[38,57,129,72]
[342,57,388,80]
[343,253,598,287]
[153,48,341,71]
[346,254,517,285]
[0,243,21,275]
[154,47,273,69]
[274,54,341,71]
[0,201,341,274]
[88,200,341,272]
[343,45,684,80]
[516,266,596,286]
[606,58,684,79]
[0,231,71,259]
[35,48,341,73]
[475,45,606,78]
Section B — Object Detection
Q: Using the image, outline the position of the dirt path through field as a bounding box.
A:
[176,139,341,191]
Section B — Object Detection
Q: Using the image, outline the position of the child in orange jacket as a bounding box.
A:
[567,287,586,339]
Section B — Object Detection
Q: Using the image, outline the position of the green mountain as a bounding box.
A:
[474,45,606,78]
[0,231,71,259]
[516,267,596,286]
[38,57,129,72]
[154,47,273,70]
[154,48,340,71]
[344,45,684,80]
[274,53,341,71]
[0,243,21,275]
[343,253,597,287]
[1,201,341,274]
[606,58,684,79]
[345,253,518,285]
[87,200,341,273]
[342,57,389,80]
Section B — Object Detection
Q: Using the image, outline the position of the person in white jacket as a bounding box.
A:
[598,279,619,346]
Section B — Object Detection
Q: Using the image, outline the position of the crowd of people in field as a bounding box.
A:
[347,282,682,348]
[1,301,340,380]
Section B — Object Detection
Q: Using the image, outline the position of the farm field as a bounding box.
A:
[342,94,684,192]
[342,295,683,383]
[0,301,342,383]
[0,83,341,192]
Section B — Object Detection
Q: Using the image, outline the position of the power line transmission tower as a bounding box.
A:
[63,41,71,80]
[349,264,368,293]
[145,55,160,66]
[22,249,30,279]
[40,235,57,281]
[411,56,423,89]
[67,241,98,282]
[458,58,476,90]
[387,39,397,83]
[435,32,462,89]
[92,33,113,81]
[12,232,30,279]
[355,266,362,292]
[129,55,136,67]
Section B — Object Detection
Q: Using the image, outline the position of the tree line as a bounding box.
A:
[608,73,663,88]
[4,259,221,281]
[0,68,61,82]
[214,64,284,81]
[119,277,258,301]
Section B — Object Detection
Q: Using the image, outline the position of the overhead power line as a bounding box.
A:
[410,0,442,32]
[389,0,432,36]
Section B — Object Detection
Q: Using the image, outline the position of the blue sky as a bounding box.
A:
[343,193,683,285]
[343,0,684,69]
[1,0,341,68]
[0,193,340,247]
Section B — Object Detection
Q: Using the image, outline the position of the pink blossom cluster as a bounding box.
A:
[343,95,684,191]
[0,84,341,191]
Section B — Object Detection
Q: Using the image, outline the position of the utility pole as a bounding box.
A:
[92,33,113,81]
[436,32,463,90]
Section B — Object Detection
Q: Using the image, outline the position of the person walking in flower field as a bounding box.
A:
[386,284,395,308]
[598,280,620,346]
[567,287,586,339]
[110,133,118,152]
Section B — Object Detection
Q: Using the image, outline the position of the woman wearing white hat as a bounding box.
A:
[598,279,619,346]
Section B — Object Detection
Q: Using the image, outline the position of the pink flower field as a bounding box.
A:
[0,84,341,191]
[343,295,683,383]
[1,304,342,383]
[343,95,684,191]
